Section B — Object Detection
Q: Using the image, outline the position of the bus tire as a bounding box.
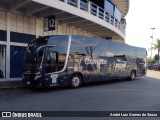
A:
[130,70,136,80]
[71,74,82,88]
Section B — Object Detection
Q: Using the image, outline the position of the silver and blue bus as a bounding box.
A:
[22,35,146,88]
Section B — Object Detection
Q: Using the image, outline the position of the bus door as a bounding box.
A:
[42,47,66,73]
[114,55,128,77]
[44,48,58,73]
[39,46,67,85]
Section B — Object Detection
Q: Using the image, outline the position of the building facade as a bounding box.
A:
[0,0,129,81]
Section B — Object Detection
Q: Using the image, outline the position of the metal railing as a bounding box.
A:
[60,0,125,34]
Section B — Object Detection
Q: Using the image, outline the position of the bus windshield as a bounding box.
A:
[23,36,69,73]
[23,37,48,72]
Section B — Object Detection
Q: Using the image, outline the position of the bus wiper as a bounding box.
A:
[26,47,31,54]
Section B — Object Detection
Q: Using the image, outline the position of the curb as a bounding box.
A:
[0,80,25,89]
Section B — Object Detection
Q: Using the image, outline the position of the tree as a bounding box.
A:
[153,54,158,62]
[146,58,153,64]
[152,39,160,64]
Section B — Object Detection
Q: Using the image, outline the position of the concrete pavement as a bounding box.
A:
[0,70,160,120]
[0,80,24,89]
[146,70,160,79]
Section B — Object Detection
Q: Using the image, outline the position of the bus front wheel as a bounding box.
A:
[71,74,82,88]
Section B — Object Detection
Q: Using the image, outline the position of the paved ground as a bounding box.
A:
[146,70,160,79]
[0,70,160,120]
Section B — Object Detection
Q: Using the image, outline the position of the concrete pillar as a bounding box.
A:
[103,11,106,20]
[77,0,80,9]
[109,14,111,24]
[88,1,91,14]
[113,18,115,26]
[96,6,99,17]
[6,12,11,79]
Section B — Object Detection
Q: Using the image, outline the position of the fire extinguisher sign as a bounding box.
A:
[44,15,55,31]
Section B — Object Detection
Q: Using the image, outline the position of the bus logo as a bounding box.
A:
[84,58,107,65]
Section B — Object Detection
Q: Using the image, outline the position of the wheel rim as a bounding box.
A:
[131,72,135,80]
[72,76,80,87]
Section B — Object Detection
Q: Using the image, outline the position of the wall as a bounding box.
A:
[0,10,96,79]
[10,13,36,35]
[0,11,6,31]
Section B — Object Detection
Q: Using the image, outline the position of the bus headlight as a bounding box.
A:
[34,75,42,80]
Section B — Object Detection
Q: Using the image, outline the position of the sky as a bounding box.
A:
[125,0,160,58]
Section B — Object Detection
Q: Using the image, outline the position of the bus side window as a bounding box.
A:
[115,56,127,64]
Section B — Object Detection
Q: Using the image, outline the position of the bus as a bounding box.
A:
[22,35,146,88]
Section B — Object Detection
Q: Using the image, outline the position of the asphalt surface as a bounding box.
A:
[0,70,160,120]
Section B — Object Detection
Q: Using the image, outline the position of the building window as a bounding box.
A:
[114,7,121,21]
[104,0,115,16]
[104,0,122,22]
